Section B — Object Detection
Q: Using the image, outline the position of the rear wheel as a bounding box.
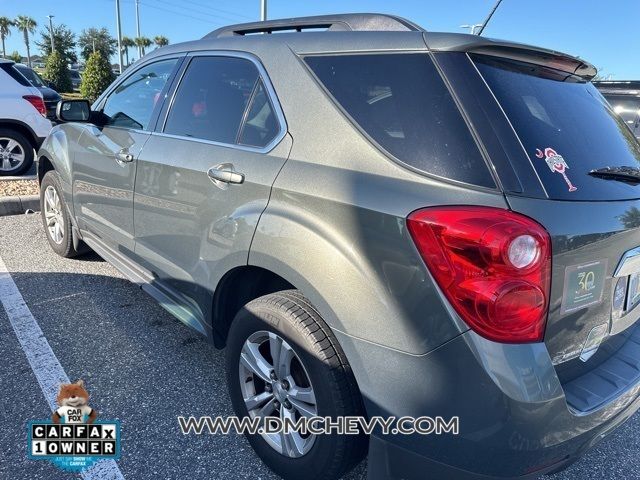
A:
[40,171,83,258]
[226,290,367,480]
[0,128,34,176]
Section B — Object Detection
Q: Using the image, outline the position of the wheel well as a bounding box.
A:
[212,266,294,348]
[38,155,55,184]
[0,121,38,149]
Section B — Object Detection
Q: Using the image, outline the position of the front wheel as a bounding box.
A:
[225,290,367,480]
[40,171,83,258]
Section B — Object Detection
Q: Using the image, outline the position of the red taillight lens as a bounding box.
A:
[407,206,551,343]
[23,95,47,117]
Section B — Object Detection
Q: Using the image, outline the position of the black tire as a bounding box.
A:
[0,127,34,176]
[226,290,368,480]
[40,170,83,258]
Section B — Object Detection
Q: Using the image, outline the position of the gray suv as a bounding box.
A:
[37,14,640,480]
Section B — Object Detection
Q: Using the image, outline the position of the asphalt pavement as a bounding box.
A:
[0,213,638,480]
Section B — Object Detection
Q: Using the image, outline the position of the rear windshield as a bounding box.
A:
[305,53,495,189]
[473,55,640,201]
[14,65,45,87]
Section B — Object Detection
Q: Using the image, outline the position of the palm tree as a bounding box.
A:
[153,35,169,49]
[0,17,14,59]
[121,36,135,65]
[14,15,37,67]
[135,36,152,57]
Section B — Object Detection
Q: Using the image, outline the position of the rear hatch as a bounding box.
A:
[465,51,640,378]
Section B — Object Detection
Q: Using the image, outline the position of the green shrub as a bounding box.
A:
[80,51,114,102]
[43,51,72,92]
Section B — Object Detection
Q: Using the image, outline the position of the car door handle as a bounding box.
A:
[207,166,245,185]
[115,151,134,163]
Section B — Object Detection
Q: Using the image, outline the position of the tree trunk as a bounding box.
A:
[24,30,31,67]
[1,36,5,59]
[125,48,129,66]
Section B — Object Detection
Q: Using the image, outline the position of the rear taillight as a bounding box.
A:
[23,95,47,117]
[407,206,551,343]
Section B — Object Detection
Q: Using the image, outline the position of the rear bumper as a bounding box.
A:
[334,329,640,479]
[367,392,639,480]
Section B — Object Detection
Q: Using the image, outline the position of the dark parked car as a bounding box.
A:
[37,13,640,480]
[595,81,640,139]
[69,69,81,91]
[13,63,62,120]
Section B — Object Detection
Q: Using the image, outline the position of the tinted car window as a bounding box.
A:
[473,55,640,200]
[305,54,495,188]
[238,81,279,148]
[0,63,31,87]
[102,59,177,130]
[14,65,45,87]
[164,56,259,144]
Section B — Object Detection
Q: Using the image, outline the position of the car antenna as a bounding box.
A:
[476,0,505,36]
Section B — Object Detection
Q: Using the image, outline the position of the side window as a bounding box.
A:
[164,56,264,145]
[102,59,177,130]
[305,54,495,188]
[1,64,31,87]
[238,81,279,148]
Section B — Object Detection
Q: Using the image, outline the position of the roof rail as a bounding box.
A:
[204,13,423,39]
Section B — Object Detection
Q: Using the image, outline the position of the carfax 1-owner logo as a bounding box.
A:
[27,380,121,472]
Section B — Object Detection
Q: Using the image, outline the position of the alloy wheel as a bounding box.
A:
[239,330,318,458]
[0,137,26,172]
[43,185,65,244]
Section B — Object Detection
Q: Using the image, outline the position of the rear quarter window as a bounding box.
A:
[304,53,496,189]
[0,64,31,87]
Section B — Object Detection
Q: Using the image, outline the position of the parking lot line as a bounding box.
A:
[0,253,126,480]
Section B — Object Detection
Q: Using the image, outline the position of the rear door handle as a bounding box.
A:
[115,151,134,163]
[207,165,245,185]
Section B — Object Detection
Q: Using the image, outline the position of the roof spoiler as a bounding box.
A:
[204,13,423,39]
[469,44,597,80]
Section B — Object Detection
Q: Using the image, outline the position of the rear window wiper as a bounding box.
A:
[588,166,640,185]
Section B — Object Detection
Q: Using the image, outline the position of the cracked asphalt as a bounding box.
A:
[0,213,638,479]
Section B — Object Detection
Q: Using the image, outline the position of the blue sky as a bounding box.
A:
[1,0,637,78]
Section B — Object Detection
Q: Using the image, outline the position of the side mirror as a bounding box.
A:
[56,99,91,123]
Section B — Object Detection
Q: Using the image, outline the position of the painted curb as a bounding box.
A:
[0,195,40,216]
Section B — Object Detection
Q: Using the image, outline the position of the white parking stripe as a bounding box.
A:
[0,254,125,480]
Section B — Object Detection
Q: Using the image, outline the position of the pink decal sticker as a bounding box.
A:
[535,147,577,192]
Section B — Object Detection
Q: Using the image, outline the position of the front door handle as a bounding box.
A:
[207,165,245,185]
[115,151,134,163]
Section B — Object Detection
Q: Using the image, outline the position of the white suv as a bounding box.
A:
[0,59,52,176]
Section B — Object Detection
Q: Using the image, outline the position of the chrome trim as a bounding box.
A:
[156,49,287,155]
[614,246,640,278]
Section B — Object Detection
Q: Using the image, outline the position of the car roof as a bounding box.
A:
[140,13,596,79]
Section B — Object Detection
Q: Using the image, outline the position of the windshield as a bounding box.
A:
[14,65,45,87]
[473,54,640,201]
